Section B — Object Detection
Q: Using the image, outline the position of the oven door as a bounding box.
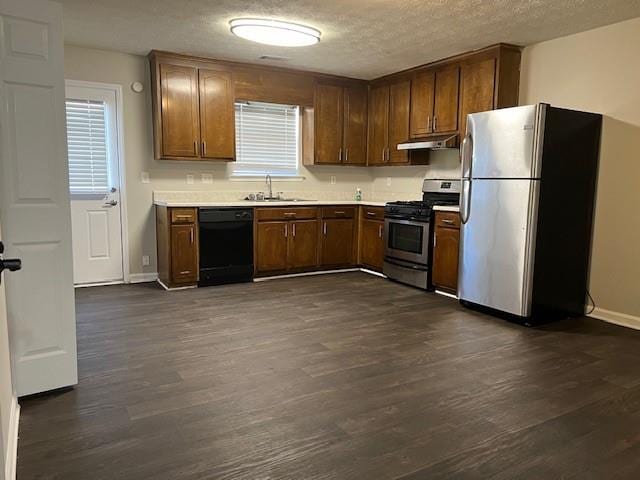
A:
[384,218,430,265]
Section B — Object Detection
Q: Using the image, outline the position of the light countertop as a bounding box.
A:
[432,205,460,212]
[153,199,388,208]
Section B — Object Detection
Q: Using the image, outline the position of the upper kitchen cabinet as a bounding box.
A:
[309,82,367,165]
[150,52,235,161]
[458,45,522,135]
[199,69,235,159]
[410,66,459,137]
[367,79,427,166]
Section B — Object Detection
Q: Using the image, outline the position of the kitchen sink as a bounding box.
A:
[247,197,315,202]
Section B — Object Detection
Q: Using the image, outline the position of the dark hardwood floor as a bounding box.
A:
[17,272,640,479]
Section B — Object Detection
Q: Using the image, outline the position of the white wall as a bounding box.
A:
[520,16,640,321]
[63,45,460,277]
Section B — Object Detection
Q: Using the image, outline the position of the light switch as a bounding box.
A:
[141,171,150,184]
[330,175,336,185]
[186,174,195,185]
[142,255,150,266]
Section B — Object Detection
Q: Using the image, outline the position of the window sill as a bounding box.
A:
[229,175,306,182]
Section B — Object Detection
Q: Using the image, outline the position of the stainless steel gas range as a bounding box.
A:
[383,179,460,290]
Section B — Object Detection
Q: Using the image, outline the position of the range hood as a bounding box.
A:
[397,134,458,151]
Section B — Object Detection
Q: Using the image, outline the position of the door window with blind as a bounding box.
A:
[65,84,120,195]
[233,101,300,177]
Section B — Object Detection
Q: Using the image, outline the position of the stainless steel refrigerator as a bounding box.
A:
[458,104,602,324]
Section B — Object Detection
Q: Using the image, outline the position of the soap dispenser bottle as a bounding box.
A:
[355,187,362,201]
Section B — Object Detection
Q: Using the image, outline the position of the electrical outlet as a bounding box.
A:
[186,174,195,185]
[142,255,150,267]
[141,171,150,184]
[330,175,336,185]
[386,177,392,187]
[201,173,213,184]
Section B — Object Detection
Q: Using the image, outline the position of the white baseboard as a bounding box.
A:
[589,307,640,331]
[5,397,19,480]
[128,273,158,284]
[254,268,360,282]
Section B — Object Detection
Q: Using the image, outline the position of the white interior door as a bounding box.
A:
[65,83,124,285]
[0,0,78,396]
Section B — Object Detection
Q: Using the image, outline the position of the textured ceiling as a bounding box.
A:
[59,0,640,79]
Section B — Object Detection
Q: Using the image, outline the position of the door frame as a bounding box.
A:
[65,79,130,284]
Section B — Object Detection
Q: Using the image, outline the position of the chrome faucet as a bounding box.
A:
[266,174,273,199]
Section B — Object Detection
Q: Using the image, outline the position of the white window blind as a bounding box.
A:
[234,101,299,177]
[65,98,110,194]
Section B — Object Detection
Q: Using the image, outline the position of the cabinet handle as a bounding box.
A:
[284,212,296,217]
[344,148,349,163]
[339,148,343,163]
[292,223,296,237]
[190,228,194,244]
[378,224,383,238]
[441,219,455,225]
[193,141,198,155]
[202,141,206,157]
[284,224,288,238]
[381,148,385,163]
[386,148,390,162]
[366,211,376,217]
[427,116,431,132]
[334,211,345,215]
[323,222,327,235]
[434,233,437,247]
[433,116,438,132]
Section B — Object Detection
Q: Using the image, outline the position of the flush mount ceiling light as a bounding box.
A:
[229,18,321,47]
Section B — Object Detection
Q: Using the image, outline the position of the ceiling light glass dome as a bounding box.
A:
[229,18,321,47]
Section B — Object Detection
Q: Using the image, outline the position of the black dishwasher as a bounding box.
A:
[198,208,253,286]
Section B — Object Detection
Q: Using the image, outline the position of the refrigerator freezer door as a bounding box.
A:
[458,179,540,317]
[468,104,545,179]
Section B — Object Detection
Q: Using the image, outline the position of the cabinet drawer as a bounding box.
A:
[361,206,384,220]
[256,207,318,221]
[321,207,355,219]
[170,208,197,224]
[435,211,460,229]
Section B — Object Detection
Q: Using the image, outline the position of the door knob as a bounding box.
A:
[0,242,21,286]
[104,199,118,207]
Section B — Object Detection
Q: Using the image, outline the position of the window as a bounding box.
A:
[233,101,300,177]
[65,98,111,194]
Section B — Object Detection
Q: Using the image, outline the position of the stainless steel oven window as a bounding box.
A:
[384,218,430,265]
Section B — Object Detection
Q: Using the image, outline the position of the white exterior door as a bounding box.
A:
[65,82,124,285]
[0,0,78,396]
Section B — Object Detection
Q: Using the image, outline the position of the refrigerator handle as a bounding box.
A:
[460,133,473,179]
[460,178,471,224]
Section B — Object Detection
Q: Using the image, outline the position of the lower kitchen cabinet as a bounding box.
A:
[256,221,289,272]
[360,219,384,271]
[432,211,460,294]
[321,218,354,267]
[156,206,199,288]
[288,220,319,269]
[255,208,320,274]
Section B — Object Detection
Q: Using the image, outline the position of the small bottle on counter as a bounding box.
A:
[355,187,362,201]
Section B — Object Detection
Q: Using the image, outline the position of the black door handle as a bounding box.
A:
[0,241,22,286]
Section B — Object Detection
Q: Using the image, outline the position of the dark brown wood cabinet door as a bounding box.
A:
[314,84,344,164]
[388,79,410,164]
[367,85,389,165]
[289,220,318,269]
[160,63,200,158]
[433,65,460,133]
[410,70,435,138]
[170,224,198,284]
[256,222,288,273]
[459,58,496,136]
[432,226,460,293]
[343,85,367,165]
[321,219,354,266]
[199,69,235,160]
[360,219,384,271]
